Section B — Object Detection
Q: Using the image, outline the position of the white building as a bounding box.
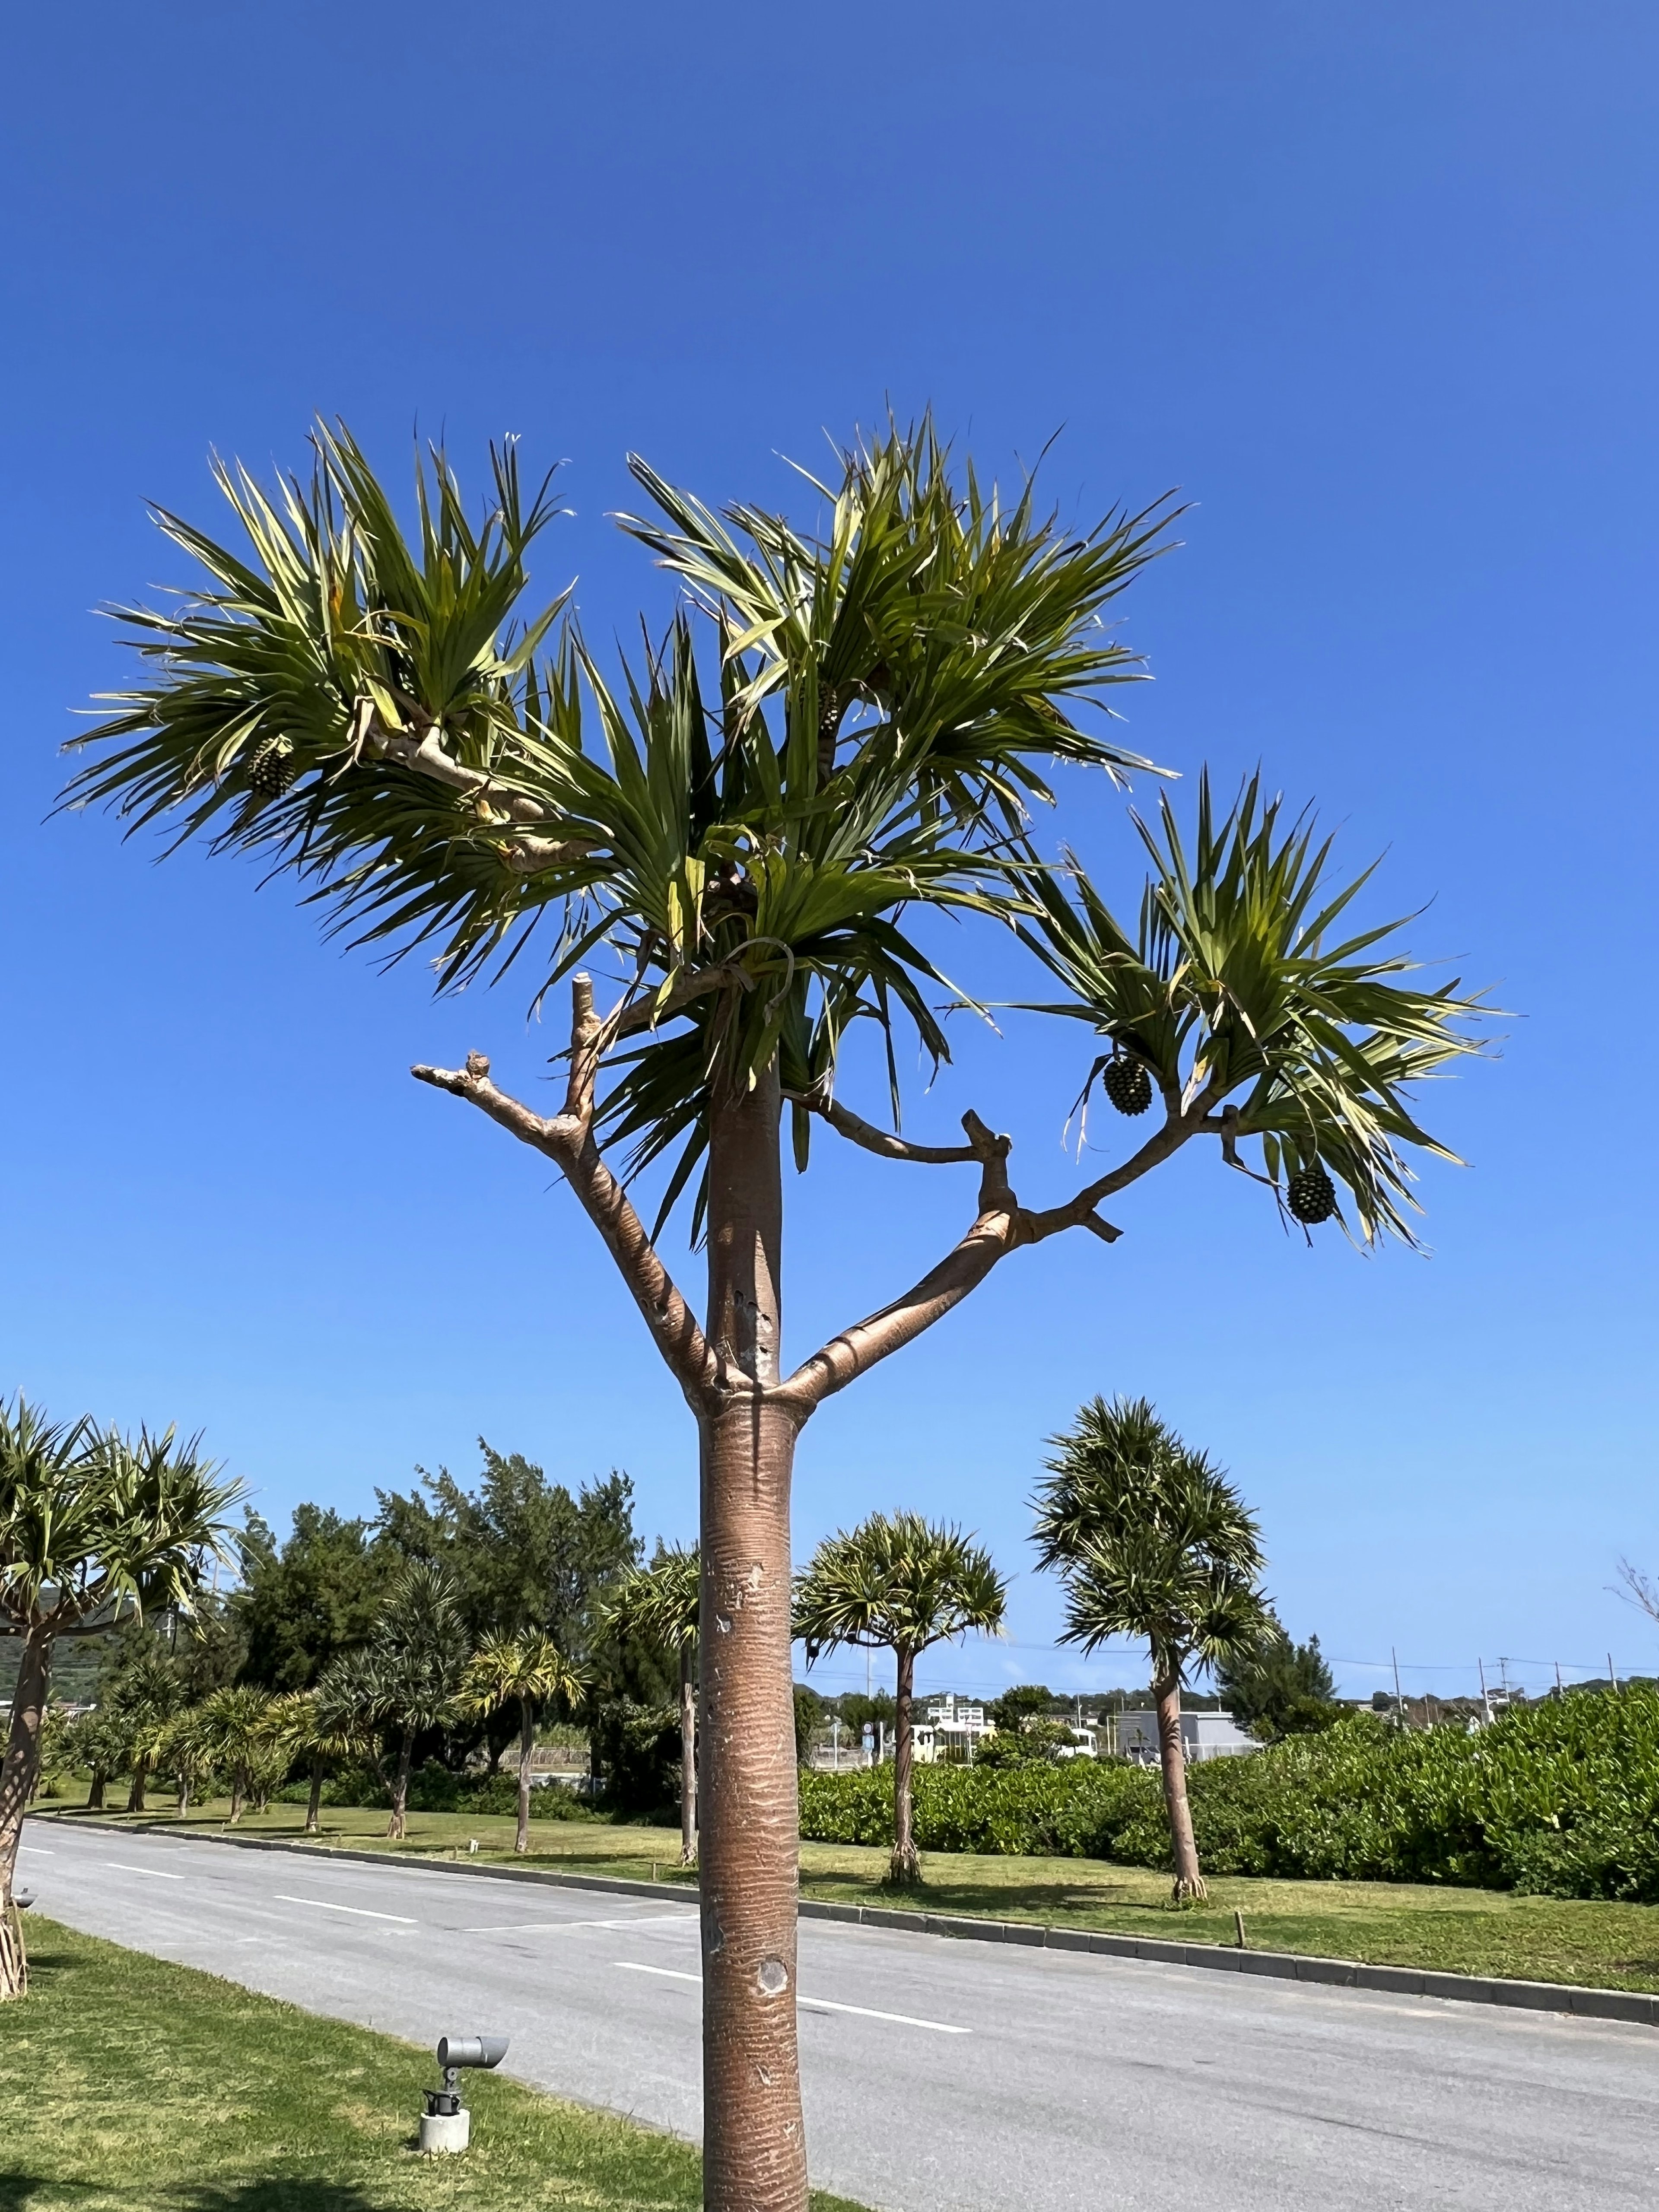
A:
[1112,1707,1257,1764]
[916,1693,997,1764]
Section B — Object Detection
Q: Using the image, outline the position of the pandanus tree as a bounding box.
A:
[64,418,1484,2207]
[795,1514,1007,1885]
[326,1560,470,1839]
[605,1548,700,1864]
[196,1684,278,1823]
[0,1400,240,1995]
[270,1682,374,1835]
[1033,1396,1272,1900]
[461,1631,585,1855]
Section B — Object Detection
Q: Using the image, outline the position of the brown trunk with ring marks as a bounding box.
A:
[889,1646,919,1886]
[0,1627,52,1999]
[680,1642,698,1867]
[126,1759,149,1815]
[388,1729,414,1840]
[306,1756,324,1834]
[1155,1672,1206,1901]
[698,1062,808,2212]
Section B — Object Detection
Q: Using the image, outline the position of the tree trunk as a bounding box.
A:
[388,1729,413,1840]
[698,1063,807,2212]
[229,1773,244,1823]
[126,1758,149,1815]
[306,1756,324,1836]
[177,1777,191,1817]
[889,1645,919,1885]
[0,1627,52,1999]
[87,1769,107,1812]
[679,1640,698,1868]
[1155,1672,1205,1901]
[516,1700,534,1856]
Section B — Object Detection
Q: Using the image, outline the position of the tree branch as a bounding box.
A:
[411,984,720,1407]
[778,1104,1216,1413]
[784,1088,980,1165]
[351,699,597,867]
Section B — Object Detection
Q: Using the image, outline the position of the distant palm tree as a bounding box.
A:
[605,1548,700,1864]
[196,1684,277,1824]
[328,1561,471,1839]
[269,1685,374,1836]
[149,1707,217,1818]
[461,1632,585,1855]
[795,1515,1007,1885]
[0,1398,241,1996]
[1033,1396,1271,1901]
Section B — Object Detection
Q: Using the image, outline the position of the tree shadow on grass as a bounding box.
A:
[178,2188,384,2212]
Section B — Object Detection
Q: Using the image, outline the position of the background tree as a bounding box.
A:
[791,1683,826,1767]
[234,1505,395,1692]
[332,1561,470,1839]
[795,1514,1007,1885]
[461,1632,585,1855]
[195,1684,276,1823]
[62,1708,127,1812]
[150,1707,217,1816]
[987,1684,1055,1734]
[1217,1618,1340,1739]
[606,1548,700,1863]
[1033,1396,1271,1901]
[976,1717,1076,1768]
[101,1643,187,1813]
[376,1449,637,1770]
[0,1400,240,1997]
[269,1684,372,1835]
[68,420,1484,2207]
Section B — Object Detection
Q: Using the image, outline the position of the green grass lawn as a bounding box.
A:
[35,1792,1659,1997]
[4,1915,865,2212]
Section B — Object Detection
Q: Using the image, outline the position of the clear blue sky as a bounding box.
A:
[4,4,1655,1707]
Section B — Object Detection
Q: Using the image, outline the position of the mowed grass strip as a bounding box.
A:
[5,1916,866,2212]
[39,1797,1659,1996]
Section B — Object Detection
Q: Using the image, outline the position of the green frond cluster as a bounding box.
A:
[1019,773,1489,1245]
[0,1396,243,1637]
[794,1512,1007,1662]
[461,1627,585,1717]
[604,1546,699,1655]
[62,418,1176,1235]
[1033,1395,1271,1688]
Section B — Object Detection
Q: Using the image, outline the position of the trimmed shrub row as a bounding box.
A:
[798,1688,1659,1901]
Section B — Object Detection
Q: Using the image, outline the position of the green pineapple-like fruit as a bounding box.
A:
[245,736,297,799]
[1287,1163,1337,1225]
[1101,1052,1153,1116]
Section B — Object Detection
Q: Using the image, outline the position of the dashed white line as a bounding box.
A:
[104,1861,185,1880]
[273,1893,416,1925]
[19,1847,54,1856]
[612,1960,970,2034]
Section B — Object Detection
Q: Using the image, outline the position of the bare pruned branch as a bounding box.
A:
[411,982,720,1407]
[785,1087,980,1165]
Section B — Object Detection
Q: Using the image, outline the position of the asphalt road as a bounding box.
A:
[22,1820,1659,2212]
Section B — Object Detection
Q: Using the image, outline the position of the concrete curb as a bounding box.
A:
[52,1816,1659,2031]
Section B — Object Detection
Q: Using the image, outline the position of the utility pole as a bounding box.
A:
[1554,1661,1564,1700]
[1478,1658,1492,1726]
[1391,1647,1405,1726]
[1608,1652,1620,1696]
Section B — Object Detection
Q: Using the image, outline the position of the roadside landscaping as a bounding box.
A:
[5,1914,866,2212]
[34,1797,1659,1997]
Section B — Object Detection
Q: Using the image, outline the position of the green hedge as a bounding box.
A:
[799,1689,1659,1901]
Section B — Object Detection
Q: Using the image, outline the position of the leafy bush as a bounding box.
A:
[273,1762,601,1821]
[800,1689,1659,1901]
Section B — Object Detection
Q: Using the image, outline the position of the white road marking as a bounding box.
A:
[273,1893,416,1925]
[462,1920,610,1934]
[612,1960,970,2034]
[104,1861,184,1879]
[19,1847,54,1856]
